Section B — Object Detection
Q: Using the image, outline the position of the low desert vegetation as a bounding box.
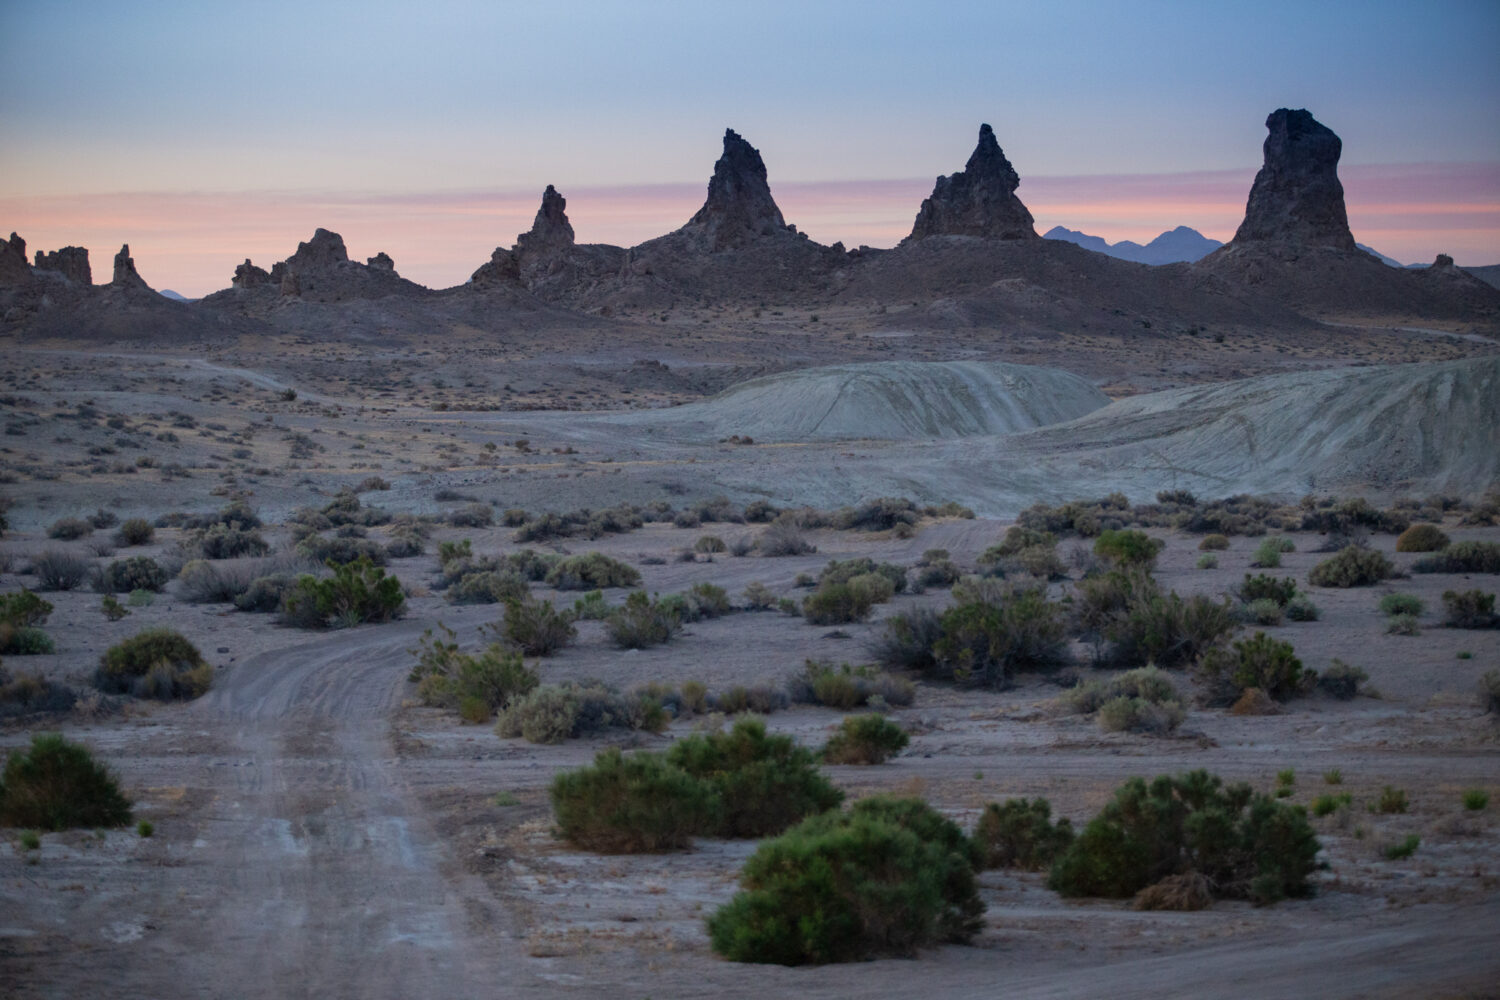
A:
[974,797,1075,871]
[1196,631,1312,705]
[1,589,55,655]
[707,796,983,965]
[1047,770,1320,904]
[95,555,168,594]
[30,549,92,591]
[95,628,213,700]
[1056,666,1186,736]
[544,552,641,590]
[1412,541,1500,574]
[1308,546,1395,588]
[409,625,539,722]
[787,659,914,710]
[501,596,577,655]
[605,591,681,649]
[280,556,405,628]
[112,517,154,547]
[821,714,909,764]
[0,733,132,830]
[1442,589,1498,628]
[1395,523,1449,552]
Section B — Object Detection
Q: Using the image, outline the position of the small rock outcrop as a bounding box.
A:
[516,185,576,254]
[1429,254,1455,270]
[470,247,519,287]
[366,252,395,272]
[232,258,270,289]
[1230,109,1355,250]
[0,232,29,285]
[908,124,1037,241]
[681,129,790,249]
[112,244,149,289]
[285,228,350,270]
[33,246,92,284]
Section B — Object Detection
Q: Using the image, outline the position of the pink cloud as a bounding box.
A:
[2,163,1495,296]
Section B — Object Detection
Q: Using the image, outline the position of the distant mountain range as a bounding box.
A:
[158,289,193,302]
[1044,225,1437,270]
[1042,225,1224,264]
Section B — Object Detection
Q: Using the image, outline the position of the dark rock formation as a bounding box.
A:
[516,185,575,254]
[232,259,270,289]
[112,244,149,289]
[681,129,790,249]
[1430,254,1454,270]
[285,228,349,270]
[470,247,519,287]
[33,246,92,285]
[908,124,1037,241]
[366,252,396,272]
[1230,109,1355,250]
[0,232,29,285]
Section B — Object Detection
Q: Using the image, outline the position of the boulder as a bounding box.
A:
[1229,109,1355,250]
[908,124,1037,241]
[33,246,92,285]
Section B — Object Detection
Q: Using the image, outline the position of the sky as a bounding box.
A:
[1,0,1497,296]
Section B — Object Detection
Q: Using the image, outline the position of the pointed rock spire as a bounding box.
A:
[683,129,789,249]
[1230,109,1355,250]
[517,185,576,253]
[0,232,30,285]
[112,244,149,289]
[908,124,1037,241]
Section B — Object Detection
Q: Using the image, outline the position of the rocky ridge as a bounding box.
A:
[908,124,1037,241]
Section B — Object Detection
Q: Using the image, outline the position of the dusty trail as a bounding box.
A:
[148,623,540,1000]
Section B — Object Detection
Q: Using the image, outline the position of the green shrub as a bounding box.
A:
[1412,541,1500,574]
[295,534,385,567]
[494,684,580,743]
[1378,593,1423,616]
[0,733,132,830]
[929,588,1068,686]
[1383,835,1420,860]
[31,549,91,591]
[974,798,1074,870]
[669,582,732,622]
[1,590,53,629]
[1106,590,1238,669]
[1048,770,1319,903]
[550,747,719,853]
[1098,696,1186,735]
[1198,534,1230,551]
[1196,632,1312,704]
[196,524,270,560]
[1284,594,1321,621]
[869,606,942,673]
[1373,786,1408,814]
[544,552,641,590]
[1395,523,1449,552]
[1317,659,1368,700]
[1237,574,1299,606]
[409,625,537,717]
[445,569,528,605]
[234,574,297,613]
[95,556,168,594]
[1250,539,1284,568]
[694,534,728,554]
[48,517,93,540]
[1243,598,1284,626]
[1093,529,1164,569]
[101,594,128,621]
[113,518,154,546]
[95,628,212,699]
[788,660,914,710]
[605,591,680,649]
[137,819,154,838]
[0,667,77,716]
[802,582,874,626]
[1481,670,1500,715]
[1442,589,1498,628]
[0,625,54,655]
[822,715,909,764]
[707,796,983,965]
[502,597,577,656]
[1311,793,1352,817]
[280,557,404,629]
[1308,547,1395,587]
[1385,612,1420,636]
[1462,789,1489,811]
[1196,554,1218,570]
[667,718,843,838]
[572,589,611,620]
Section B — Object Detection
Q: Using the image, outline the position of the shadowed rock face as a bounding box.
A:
[232,258,270,289]
[1231,109,1355,250]
[284,228,350,270]
[682,129,789,249]
[113,244,149,289]
[909,124,1037,241]
[516,185,576,253]
[34,246,92,285]
[0,232,29,285]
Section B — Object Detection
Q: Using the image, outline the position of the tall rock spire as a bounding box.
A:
[682,129,790,249]
[1230,109,1355,250]
[908,124,1037,241]
[516,185,576,253]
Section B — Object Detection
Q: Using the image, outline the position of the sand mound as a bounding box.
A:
[704,357,1500,514]
[602,360,1110,442]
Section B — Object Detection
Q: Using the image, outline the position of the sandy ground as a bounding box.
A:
[1,340,1499,998]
